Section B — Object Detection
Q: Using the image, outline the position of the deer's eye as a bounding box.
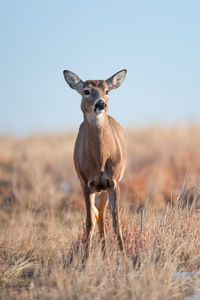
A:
[84,89,90,95]
[105,89,109,95]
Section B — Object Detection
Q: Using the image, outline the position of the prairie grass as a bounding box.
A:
[0,125,200,299]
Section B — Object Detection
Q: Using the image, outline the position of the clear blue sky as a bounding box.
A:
[0,0,200,136]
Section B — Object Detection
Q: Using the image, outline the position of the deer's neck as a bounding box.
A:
[84,112,113,171]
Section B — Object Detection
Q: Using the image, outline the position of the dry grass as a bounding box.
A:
[0,125,200,299]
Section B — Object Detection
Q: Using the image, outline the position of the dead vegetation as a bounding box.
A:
[0,125,200,299]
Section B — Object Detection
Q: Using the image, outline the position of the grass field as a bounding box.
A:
[0,125,200,299]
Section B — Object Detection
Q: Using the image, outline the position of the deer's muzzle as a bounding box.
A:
[94,100,107,112]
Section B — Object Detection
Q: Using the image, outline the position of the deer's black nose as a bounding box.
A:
[94,100,107,112]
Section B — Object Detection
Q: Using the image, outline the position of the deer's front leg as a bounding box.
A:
[82,185,99,260]
[109,183,127,259]
[98,191,108,255]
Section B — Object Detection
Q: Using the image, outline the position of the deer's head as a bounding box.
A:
[63,70,127,116]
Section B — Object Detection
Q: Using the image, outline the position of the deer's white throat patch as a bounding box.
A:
[86,112,105,126]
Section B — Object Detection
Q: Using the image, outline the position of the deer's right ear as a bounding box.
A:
[63,70,84,95]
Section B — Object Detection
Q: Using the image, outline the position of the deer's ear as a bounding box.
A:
[106,69,127,90]
[63,70,84,95]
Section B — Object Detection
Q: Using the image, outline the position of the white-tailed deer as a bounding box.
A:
[63,69,127,260]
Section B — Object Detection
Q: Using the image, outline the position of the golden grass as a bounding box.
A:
[0,125,200,299]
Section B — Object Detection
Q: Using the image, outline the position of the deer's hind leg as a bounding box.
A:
[98,191,108,255]
[108,183,127,260]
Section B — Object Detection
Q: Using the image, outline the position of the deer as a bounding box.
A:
[63,69,127,261]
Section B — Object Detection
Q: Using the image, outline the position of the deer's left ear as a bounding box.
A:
[106,69,127,90]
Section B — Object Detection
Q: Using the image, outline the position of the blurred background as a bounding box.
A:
[1,3,200,297]
[0,0,200,136]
